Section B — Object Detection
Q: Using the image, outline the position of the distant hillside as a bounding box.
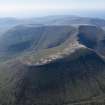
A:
[1,24,105,59]
[0,25,75,61]
[0,15,105,36]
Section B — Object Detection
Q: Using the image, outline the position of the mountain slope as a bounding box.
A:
[1,48,105,105]
[16,48,105,105]
[1,17,105,105]
[0,25,75,62]
[0,15,105,37]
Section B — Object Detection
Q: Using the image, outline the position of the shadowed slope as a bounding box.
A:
[0,48,104,105]
[78,25,105,56]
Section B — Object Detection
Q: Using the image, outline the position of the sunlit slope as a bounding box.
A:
[0,25,75,61]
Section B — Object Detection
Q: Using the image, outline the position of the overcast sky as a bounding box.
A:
[0,0,105,17]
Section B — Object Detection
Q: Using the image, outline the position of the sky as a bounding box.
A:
[0,0,105,18]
